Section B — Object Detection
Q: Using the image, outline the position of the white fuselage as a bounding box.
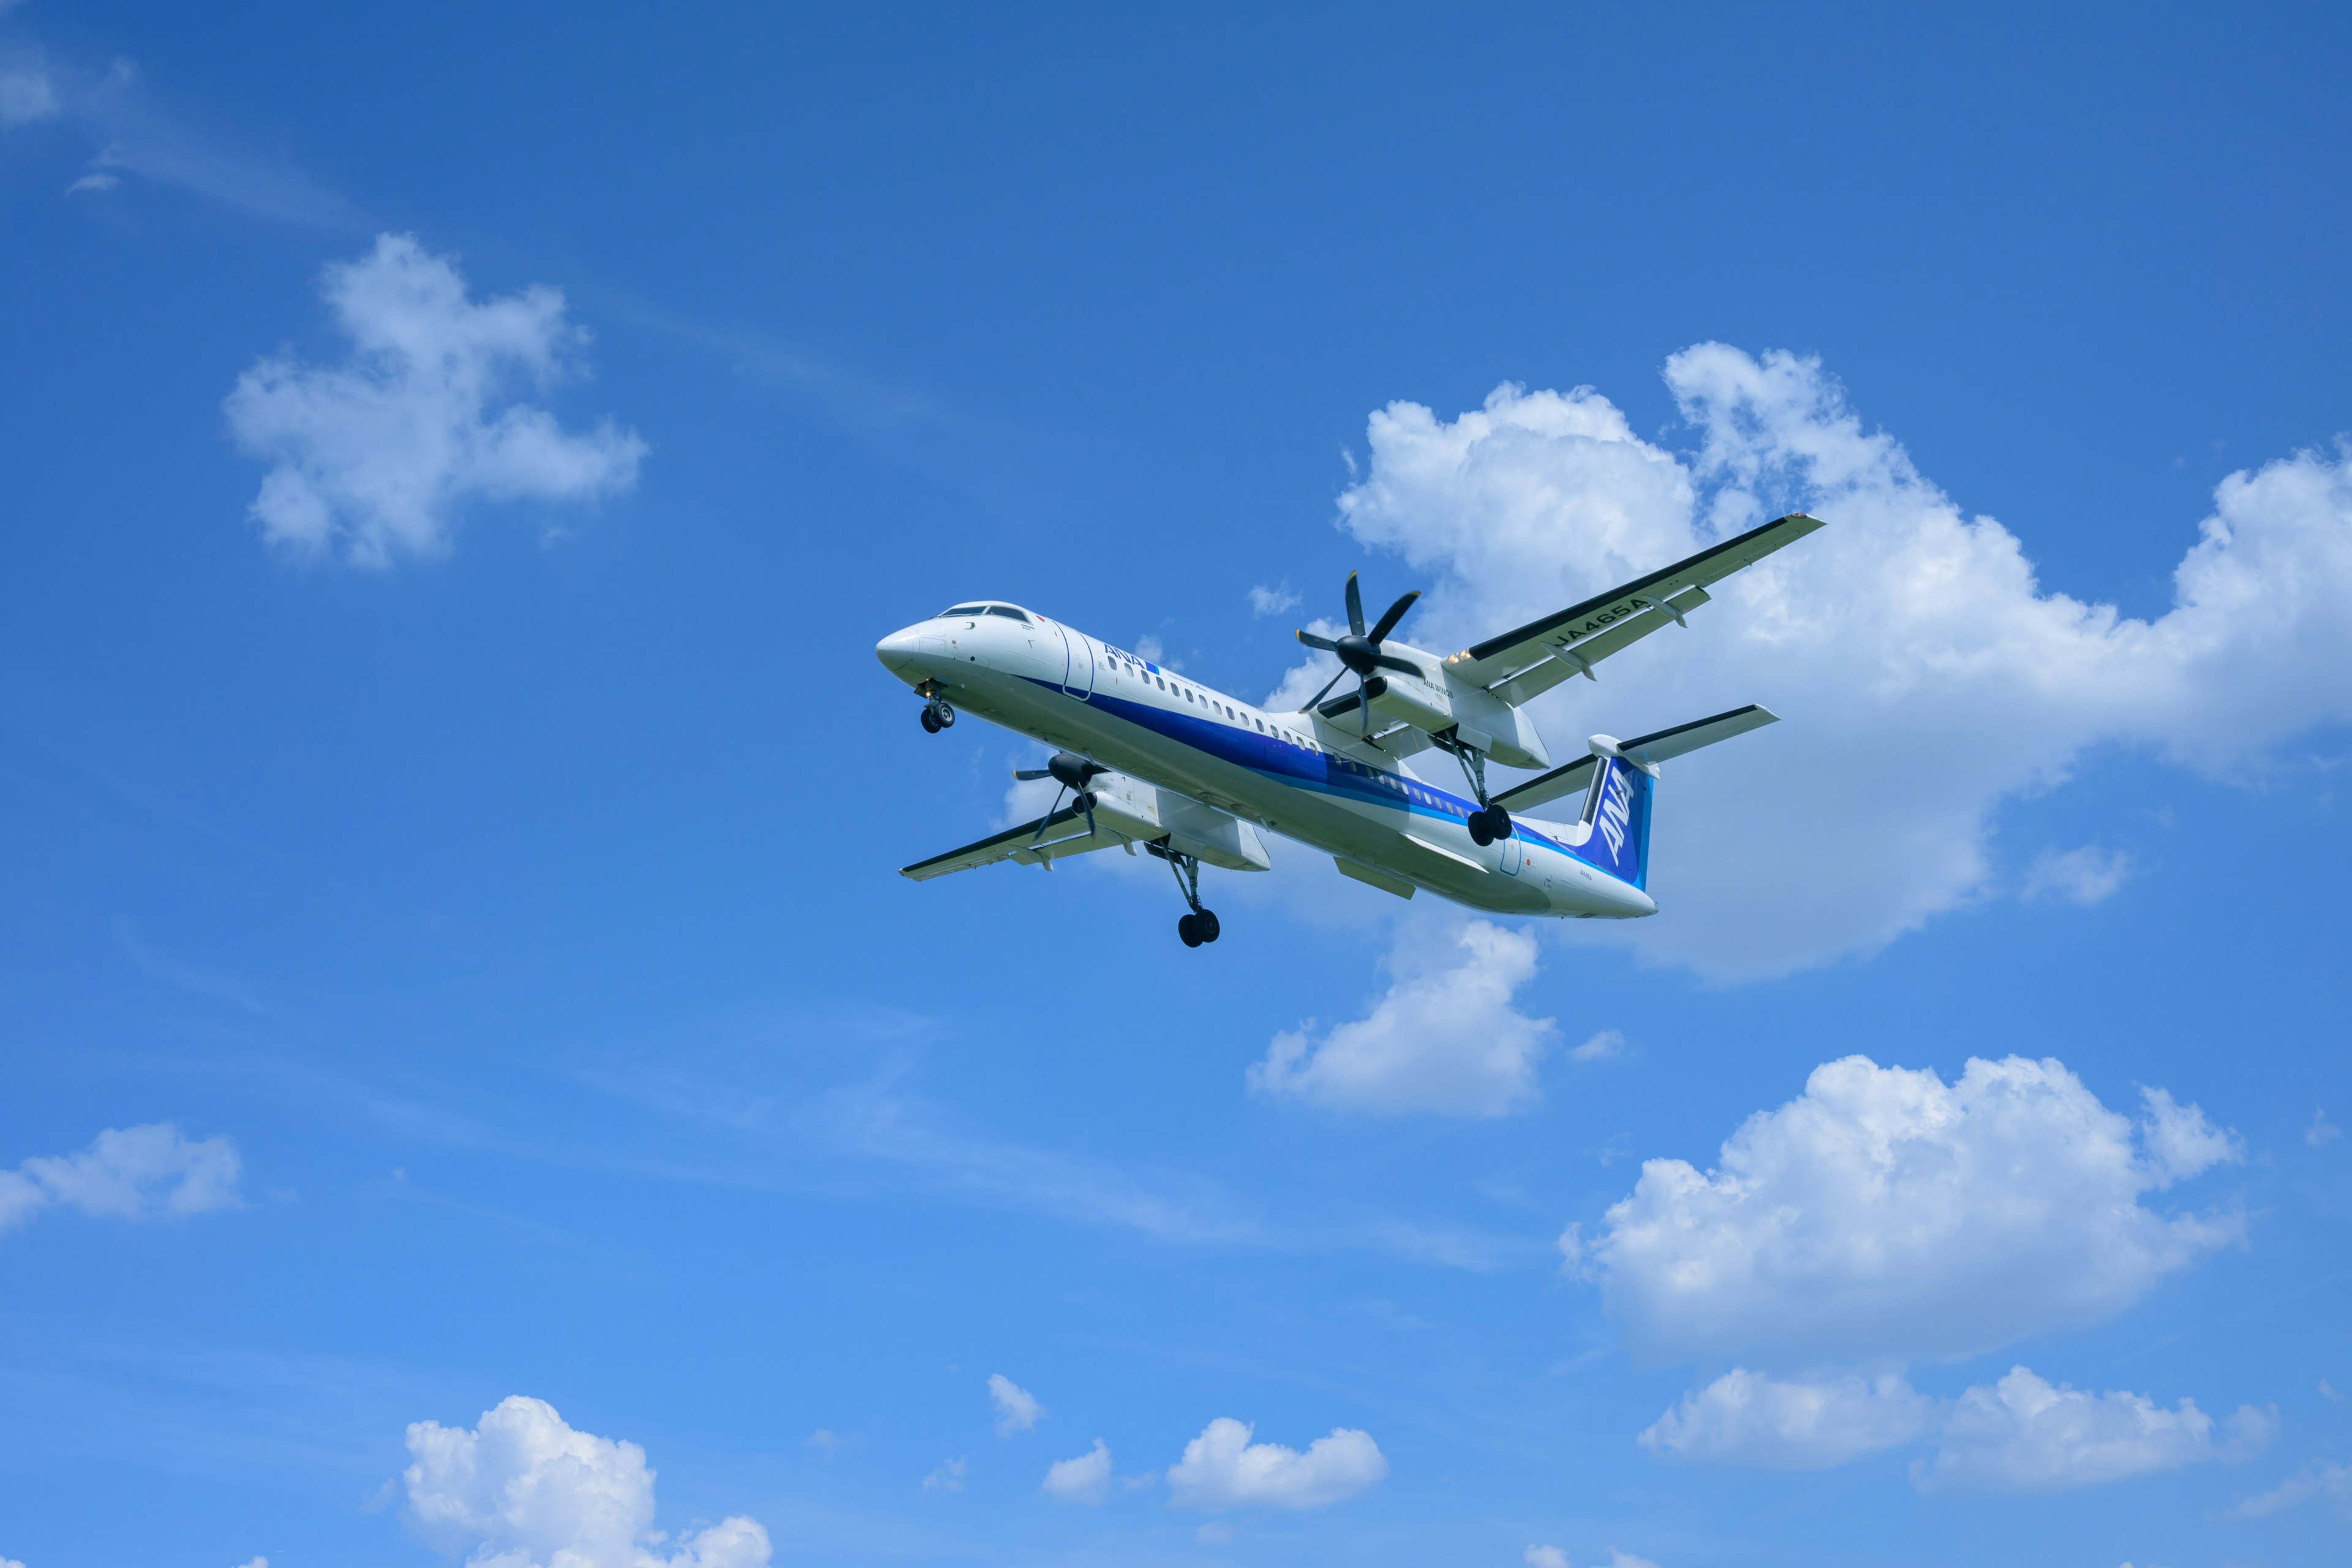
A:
[878,606,1656,919]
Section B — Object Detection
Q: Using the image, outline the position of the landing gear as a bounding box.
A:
[1152,843,1220,948]
[1434,733,1512,845]
[919,694,956,733]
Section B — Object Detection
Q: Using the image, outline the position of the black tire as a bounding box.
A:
[1467,809,1494,846]
[1178,913,1203,948]
[1197,909,1221,943]
[935,703,956,728]
[920,707,942,734]
[1490,809,1513,840]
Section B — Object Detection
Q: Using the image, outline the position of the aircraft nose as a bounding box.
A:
[875,624,933,684]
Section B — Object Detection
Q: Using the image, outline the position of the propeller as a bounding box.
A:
[1295,572,1422,737]
[1012,750,1108,842]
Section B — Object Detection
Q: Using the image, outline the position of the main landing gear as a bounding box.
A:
[917,684,956,733]
[1150,842,1221,948]
[1434,732,1513,846]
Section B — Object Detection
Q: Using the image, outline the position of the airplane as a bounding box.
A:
[875,511,1823,946]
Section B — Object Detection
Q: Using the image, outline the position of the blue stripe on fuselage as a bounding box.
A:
[1014,674,1640,890]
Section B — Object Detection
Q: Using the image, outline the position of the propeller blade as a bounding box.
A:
[1030,785,1068,843]
[1366,589,1420,645]
[1359,681,1371,738]
[1344,572,1365,636]
[1012,768,1052,780]
[1304,667,1349,710]
[1372,651,1422,676]
[1080,791,1098,838]
[1294,630,1341,652]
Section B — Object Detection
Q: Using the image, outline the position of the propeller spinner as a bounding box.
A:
[1012,750,1109,842]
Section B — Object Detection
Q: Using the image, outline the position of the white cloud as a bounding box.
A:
[2233,1459,2352,1519]
[1164,1417,1387,1512]
[1915,1366,2273,1493]
[1248,920,1557,1115]
[66,169,116,194]
[0,63,59,127]
[922,1456,967,1493]
[0,1122,241,1234]
[1570,1029,1624,1063]
[225,234,646,568]
[1599,1555,1662,1568]
[2309,1108,2341,1147]
[2138,1086,2244,1183]
[402,1395,771,1568]
[1041,1439,1112,1503]
[1640,1370,1936,1469]
[232,1559,268,1568]
[1248,584,1302,616]
[1313,351,2352,978]
[988,1373,1044,1436]
[2023,845,2135,905]
[1526,1548,1570,1568]
[1587,1055,2242,1366]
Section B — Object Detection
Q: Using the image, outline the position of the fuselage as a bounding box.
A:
[877,602,1656,919]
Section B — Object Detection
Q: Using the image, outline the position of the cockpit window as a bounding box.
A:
[984,605,1030,623]
[938,604,987,618]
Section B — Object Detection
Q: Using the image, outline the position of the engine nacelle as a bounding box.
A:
[1364,673,1453,735]
[1082,771,1270,872]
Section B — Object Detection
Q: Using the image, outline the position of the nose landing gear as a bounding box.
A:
[916,685,956,733]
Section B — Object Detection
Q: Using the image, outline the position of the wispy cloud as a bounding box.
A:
[12,50,363,228]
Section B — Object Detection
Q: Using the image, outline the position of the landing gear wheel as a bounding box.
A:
[919,707,942,734]
[1488,807,1513,840]
[1178,913,1203,948]
[1468,809,1494,846]
[1196,909,1221,943]
[920,698,956,733]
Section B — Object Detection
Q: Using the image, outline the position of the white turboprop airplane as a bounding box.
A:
[876,512,1823,946]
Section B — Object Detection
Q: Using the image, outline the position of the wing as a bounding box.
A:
[1443,512,1825,703]
[900,805,1129,881]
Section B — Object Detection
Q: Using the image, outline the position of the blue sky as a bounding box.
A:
[4,5,2350,1566]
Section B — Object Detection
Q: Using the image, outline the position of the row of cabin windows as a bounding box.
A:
[1102,652,1320,753]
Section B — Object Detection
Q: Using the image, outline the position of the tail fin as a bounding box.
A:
[1577,755,1655,889]
[1559,705,1778,890]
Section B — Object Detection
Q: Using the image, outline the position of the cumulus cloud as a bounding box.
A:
[402,1395,770,1568]
[2022,845,2135,905]
[921,1456,967,1493]
[1041,1439,1112,1503]
[988,1373,1044,1436]
[1248,920,1557,1115]
[1640,1370,1936,1469]
[1915,1367,2272,1493]
[0,1122,241,1233]
[225,234,646,567]
[1526,1548,1570,1568]
[1164,1418,1387,1512]
[1248,584,1302,616]
[1308,350,2352,978]
[1586,1055,2241,1366]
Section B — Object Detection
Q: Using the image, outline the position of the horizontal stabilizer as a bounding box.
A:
[1616,704,1778,766]
[1490,754,1597,815]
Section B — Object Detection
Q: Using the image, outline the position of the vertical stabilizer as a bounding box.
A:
[1574,755,1655,889]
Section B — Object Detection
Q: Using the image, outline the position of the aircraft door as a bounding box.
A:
[1057,623,1096,701]
[1498,834,1524,876]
